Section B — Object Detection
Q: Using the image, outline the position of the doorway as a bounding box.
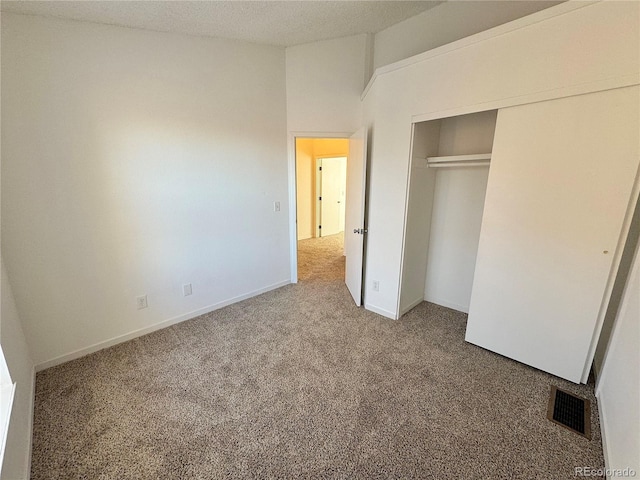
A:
[295,138,349,281]
[316,156,347,238]
[289,129,368,305]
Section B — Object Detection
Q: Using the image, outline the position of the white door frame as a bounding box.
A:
[315,157,322,238]
[288,131,353,283]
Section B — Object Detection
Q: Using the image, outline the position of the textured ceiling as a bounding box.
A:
[0,1,444,47]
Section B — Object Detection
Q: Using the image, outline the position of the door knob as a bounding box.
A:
[353,228,368,234]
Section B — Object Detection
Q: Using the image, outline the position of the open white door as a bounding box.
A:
[345,127,367,306]
[319,157,347,236]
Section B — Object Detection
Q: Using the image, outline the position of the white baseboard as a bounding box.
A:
[364,303,397,320]
[399,297,424,317]
[35,280,291,371]
[423,295,469,314]
[595,390,612,475]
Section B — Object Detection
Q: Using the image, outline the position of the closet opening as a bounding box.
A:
[398,109,498,318]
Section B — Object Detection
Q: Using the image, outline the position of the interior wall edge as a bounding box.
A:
[593,179,640,376]
[581,145,640,382]
[423,296,469,315]
[363,302,396,320]
[0,256,36,479]
[591,207,640,472]
[24,366,35,476]
[595,390,612,474]
[289,132,354,140]
[288,136,300,283]
[399,296,424,317]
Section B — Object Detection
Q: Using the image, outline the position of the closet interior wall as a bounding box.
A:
[399,110,497,317]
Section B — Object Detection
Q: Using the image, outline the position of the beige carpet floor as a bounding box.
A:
[32,233,605,479]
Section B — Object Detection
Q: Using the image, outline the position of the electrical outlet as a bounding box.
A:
[136,295,148,310]
[274,201,281,212]
[183,283,193,296]
[373,280,380,292]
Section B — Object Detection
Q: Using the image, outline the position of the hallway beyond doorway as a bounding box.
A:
[295,138,349,241]
[297,233,344,282]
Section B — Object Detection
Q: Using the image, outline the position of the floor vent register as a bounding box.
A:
[547,386,591,440]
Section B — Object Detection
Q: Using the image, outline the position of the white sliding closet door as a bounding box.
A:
[466,86,640,383]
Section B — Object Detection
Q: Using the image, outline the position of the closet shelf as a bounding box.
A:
[429,161,490,168]
[426,153,492,165]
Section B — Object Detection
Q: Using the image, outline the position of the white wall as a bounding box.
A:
[295,139,314,240]
[1,13,289,367]
[373,1,561,69]
[0,260,34,480]
[285,34,369,281]
[596,236,640,475]
[311,138,350,159]
[436,111,497,157]
[286,34,368,134]
[1,13,35,477]
[424,167,489,313]
[361,1,640,319]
